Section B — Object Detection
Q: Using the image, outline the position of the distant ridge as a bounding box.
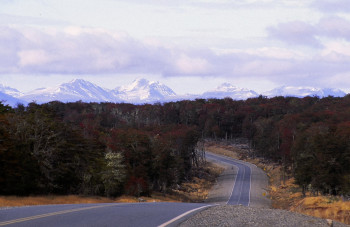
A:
[20,79,115,103]
[263,86,346,98]
[0,79,348,107]
[202,83,258,100]
[0,91,27,107]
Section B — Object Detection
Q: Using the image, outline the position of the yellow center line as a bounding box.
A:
[0,204,119,226]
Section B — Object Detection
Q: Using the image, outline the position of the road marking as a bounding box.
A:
[248,165,252,206]
[237,164,246,205]
[158,205,214,227]
[207,152,252,206]
[0,204,119,226]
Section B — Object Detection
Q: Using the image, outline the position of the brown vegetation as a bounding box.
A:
[170,162,224,202]
[0,162,223,207]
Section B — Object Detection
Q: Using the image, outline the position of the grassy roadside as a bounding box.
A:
[205,141,350,225]
[0,194,178,207]
[0,162,223,208]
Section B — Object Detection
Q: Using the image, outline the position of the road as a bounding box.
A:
[206,152,252,206]
[206,152,270,208]
[0,152,265,227]
[0,203,213,227]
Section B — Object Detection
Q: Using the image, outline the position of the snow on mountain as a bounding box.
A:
[0,91,27,107]
[112,78,177,103]
[3,78,348,106]
[18,78,177,104]
[0,84,23,97]
[20,79,116,103]
[201,83,259,100]
[264,86,347,98]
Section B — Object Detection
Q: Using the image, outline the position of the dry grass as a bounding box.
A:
[170,162,224,202]
[205,141,350,225]
[0,194,180,207]
[291,197,350,224]
[205,144,241,160]
[0,195,117,207]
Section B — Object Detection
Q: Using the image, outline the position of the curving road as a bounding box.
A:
[205,152,252,206]
[206,152,270,208]
[0,152,268,226]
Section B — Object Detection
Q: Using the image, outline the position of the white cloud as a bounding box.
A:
[175,54,211,74]
[18,49,51,66]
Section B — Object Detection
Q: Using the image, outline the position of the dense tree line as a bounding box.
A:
[1,94,350,196]
[0,102,203,196]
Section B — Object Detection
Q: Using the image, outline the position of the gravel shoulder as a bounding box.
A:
[179,205,349,227]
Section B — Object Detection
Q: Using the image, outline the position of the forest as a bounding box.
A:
[1,94,350,197]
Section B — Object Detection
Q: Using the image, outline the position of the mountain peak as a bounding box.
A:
[21,79,113,103]
[125,78,152,91]
[115,78,176,103]
[66,78,94,86]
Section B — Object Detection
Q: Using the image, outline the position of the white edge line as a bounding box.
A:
[158,204,214,227]
[248,165,252,206]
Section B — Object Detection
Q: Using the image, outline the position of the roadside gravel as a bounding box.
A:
[179,205,349,227]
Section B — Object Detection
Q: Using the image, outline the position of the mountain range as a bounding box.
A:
[0,78,347,107]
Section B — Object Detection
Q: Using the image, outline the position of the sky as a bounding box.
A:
[1,0,350,94]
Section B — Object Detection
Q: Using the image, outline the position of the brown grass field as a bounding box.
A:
[206,141,350,225]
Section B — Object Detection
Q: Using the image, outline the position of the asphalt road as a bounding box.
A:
[206,152,270,208]
[0,203,213,227]
[206,152,252,206]
[0,152,266,227]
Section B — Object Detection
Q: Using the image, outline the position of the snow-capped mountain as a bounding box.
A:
[0,91,27,107]
[112,78,177,103]
[0,84,22,97]
[1,78,348,106]
[20,79,116,103]
[18,78,177,104]
[263,86,346,98]
[201,83,259,100]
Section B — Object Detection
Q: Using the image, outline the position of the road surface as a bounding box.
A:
[206,152,252,206]
[206,152,270,208]
[0,152,268,226]
[0,203,212,227]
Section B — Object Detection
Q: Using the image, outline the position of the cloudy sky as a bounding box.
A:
[1,0,350,94]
